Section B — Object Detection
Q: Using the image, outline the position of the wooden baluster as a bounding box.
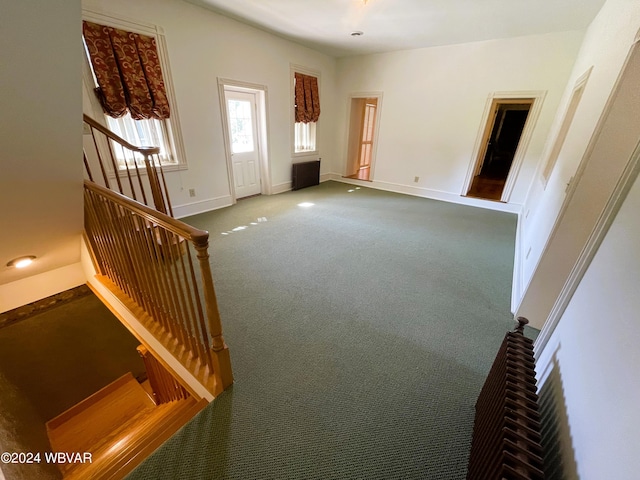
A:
[183,243,209,370]
[120,144,138,202]
[143,152,167,214]
[83,150,94,182]
[89,126,110,188]
[83,181,233,397]
[132,152,148,206]
[105,137,124,195]
[137,345,189,404]
[154,153,173,217]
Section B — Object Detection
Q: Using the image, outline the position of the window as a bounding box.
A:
[104,115,175,166]
[294,122,316,153]
[82,15,185,170]
[293,70,320,154]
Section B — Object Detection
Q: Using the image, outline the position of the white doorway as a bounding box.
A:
[219,80,270,202]
[345,94,383,181]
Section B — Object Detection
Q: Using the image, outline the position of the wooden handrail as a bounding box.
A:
[84,180,206,245]
[83,114,160,155]
[83,114,173,215]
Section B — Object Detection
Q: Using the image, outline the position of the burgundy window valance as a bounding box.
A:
[294,73,320,123]
[82,21,170,120]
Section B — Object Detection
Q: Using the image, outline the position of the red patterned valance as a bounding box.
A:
[83,21,170,120]
[294,73,320,123]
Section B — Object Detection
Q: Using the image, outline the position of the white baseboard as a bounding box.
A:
[172,195,233,219]
[271,181,292,195]
[320,173,334,183]
[327,174,523,214]
[271,173,335,195]
[0,263,86,313]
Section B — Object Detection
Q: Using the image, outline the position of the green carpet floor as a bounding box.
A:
[127,181,526,479]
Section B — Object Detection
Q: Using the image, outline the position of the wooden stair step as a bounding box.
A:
[65,396,207,480]
[46,372,156,457]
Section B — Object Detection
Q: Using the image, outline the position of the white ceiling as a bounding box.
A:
[185,0,606,57]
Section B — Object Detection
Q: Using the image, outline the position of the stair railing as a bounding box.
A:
[83,114,173,216]
[84,180,233,396]
[137,345,190,404]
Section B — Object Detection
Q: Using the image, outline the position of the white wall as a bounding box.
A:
[516,0,640,328]
[334,31,584,210]
[0,0,84,312]
[535,161,640,480]
[82,0,338,216]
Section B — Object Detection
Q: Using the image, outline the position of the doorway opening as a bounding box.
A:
[345,95,381,181]
[219,80,270,202]
[466,99,533,201]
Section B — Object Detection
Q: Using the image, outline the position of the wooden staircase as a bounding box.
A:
[46,372,206,479]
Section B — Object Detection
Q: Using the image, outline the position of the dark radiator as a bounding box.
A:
[292,160,320,190]
[466,317,545,480]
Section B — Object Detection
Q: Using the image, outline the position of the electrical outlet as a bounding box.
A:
[189,188,196,197]
[414,176,419,183]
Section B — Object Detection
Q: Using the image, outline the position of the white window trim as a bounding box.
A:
[540,67,593,188]
[290,64,321,158]
[82,8,188,174]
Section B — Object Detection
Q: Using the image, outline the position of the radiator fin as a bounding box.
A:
[466,317,545,480]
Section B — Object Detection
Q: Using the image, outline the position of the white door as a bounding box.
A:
[225,91,261,198]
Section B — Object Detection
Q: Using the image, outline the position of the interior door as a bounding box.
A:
[225,91,261,198]
[480,105,530,179]
[345,96,380,181]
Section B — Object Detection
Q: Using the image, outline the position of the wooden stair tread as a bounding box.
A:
[65,396,207,480]
[46,373,156,456]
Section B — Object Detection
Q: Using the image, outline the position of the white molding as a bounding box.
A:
[329,175,522,213]
[320,173,334,183]
[462,91,547,202]
[172,195,233,219]
[534,138,640,354]
[272,181,292,195]
[82,9,161,35]
[501,91,547,202]
[511,210,524,313]
[540,67,593,188]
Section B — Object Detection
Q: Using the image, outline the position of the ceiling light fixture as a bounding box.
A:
[7,255,36,269]
[351,31,364,37]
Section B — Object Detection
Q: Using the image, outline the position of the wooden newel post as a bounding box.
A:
[194,238,234,395]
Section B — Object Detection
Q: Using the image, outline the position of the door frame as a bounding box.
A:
[462,90,546,202]
[218,78,271,203]
[345,92,383,180]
